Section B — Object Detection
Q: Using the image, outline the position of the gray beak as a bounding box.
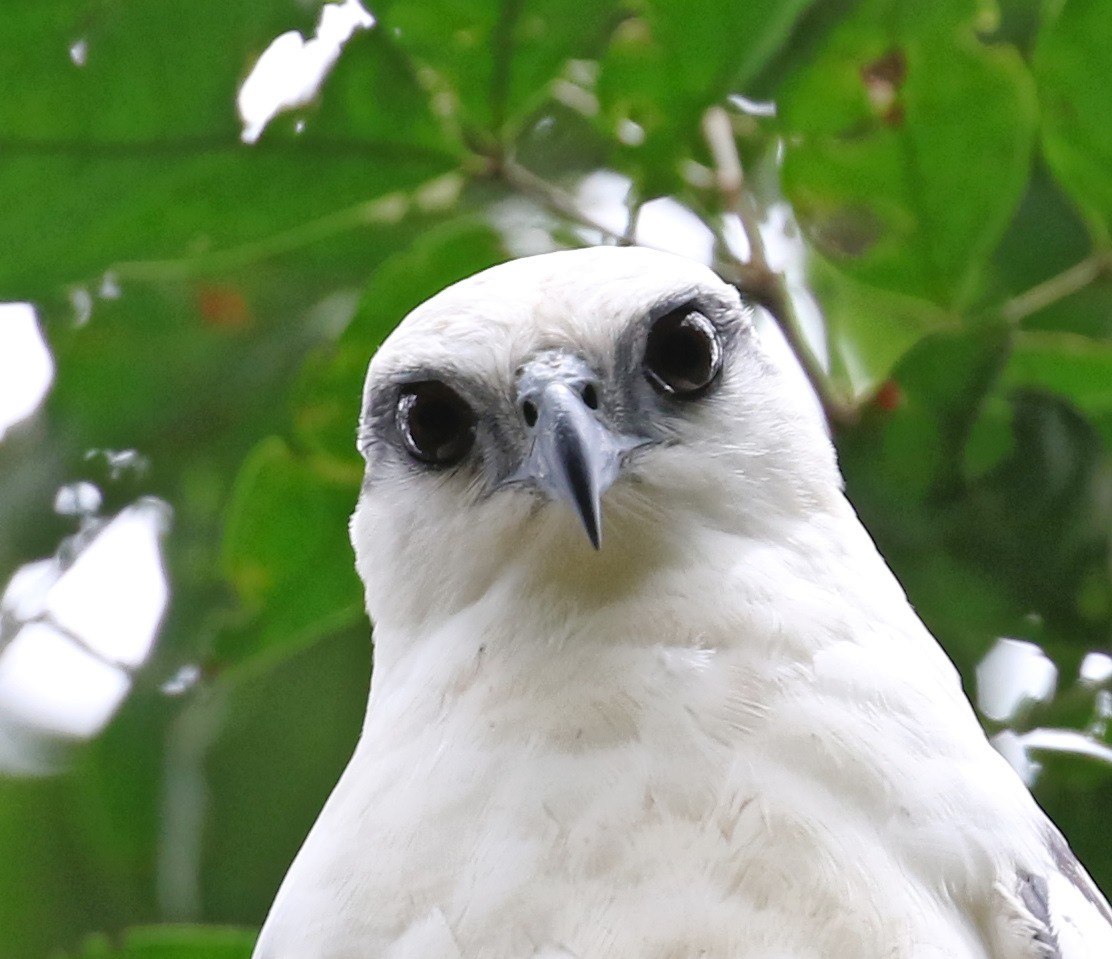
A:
[509,355,639,549]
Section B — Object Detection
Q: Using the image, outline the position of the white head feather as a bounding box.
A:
[353,248,840,648]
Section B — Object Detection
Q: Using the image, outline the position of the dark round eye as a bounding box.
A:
[396,381,476,466]
[643,307,722,397]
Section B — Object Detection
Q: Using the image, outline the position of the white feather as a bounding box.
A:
[254,247,1110,959]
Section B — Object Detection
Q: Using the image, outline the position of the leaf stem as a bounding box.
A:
[106,187,419,283]
[999,252,1112,325]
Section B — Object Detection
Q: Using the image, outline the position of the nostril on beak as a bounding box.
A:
[522,399,538,428]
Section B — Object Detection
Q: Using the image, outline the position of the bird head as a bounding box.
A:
[351,247,841,637]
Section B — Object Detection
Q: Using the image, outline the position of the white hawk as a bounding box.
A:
[254,247,1112,959]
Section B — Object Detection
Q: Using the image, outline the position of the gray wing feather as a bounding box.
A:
[1045,827,1112,930]
[1017,871,1062,958]
[1002,827,1112,959]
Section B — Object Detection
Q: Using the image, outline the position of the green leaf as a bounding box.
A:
[44,282,316,453]
[201,625,370,922]
[597,0,816,194]
[0,778,102,959]
[1001,330,1112,445]
[977,163,1097,320]
[68,925,255,958]
[372,0,620,143]
[0,1,456,299]
[840,329,1112,681]
[293,219,507,465]
[218,437,363,672]
[1035,0,1112,238]
[956,389,1112,633]
[297,27,458,155]
[838,326,1011,506]
[780,0,1038,308]
[1019,274,1112,340]
[807,252,952,397]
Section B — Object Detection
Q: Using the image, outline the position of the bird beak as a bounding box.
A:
[508,359,641,550]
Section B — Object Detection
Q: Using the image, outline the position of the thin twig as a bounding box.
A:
[713,256,857,428]
[702,107,767,273]
[702,106,854,428]
[758,282,859,429]
[702,108,744,210]
[499,156,628,244]
[999,253,1111,325]
[622,185,643,247]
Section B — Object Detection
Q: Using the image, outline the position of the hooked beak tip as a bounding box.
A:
[561,441,605,550]
[582,510,602,551]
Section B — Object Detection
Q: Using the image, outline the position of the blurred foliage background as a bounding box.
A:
[1,0,1111,956]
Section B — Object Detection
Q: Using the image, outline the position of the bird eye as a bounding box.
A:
[643,307,722,398]
[396,381,476,466]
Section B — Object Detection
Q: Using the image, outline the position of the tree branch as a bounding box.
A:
[702,107,767,274]
[716,260,858,428]
[701,106,856,428]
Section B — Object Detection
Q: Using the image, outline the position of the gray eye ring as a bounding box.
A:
[643,307,722,398]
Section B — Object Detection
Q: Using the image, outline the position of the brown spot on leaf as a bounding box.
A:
[862,48,907,91]
[812,204,885,259]
[196,284,252,331]
[874,380,903,412]
[882,101,905,127]
[861,48,908,125]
